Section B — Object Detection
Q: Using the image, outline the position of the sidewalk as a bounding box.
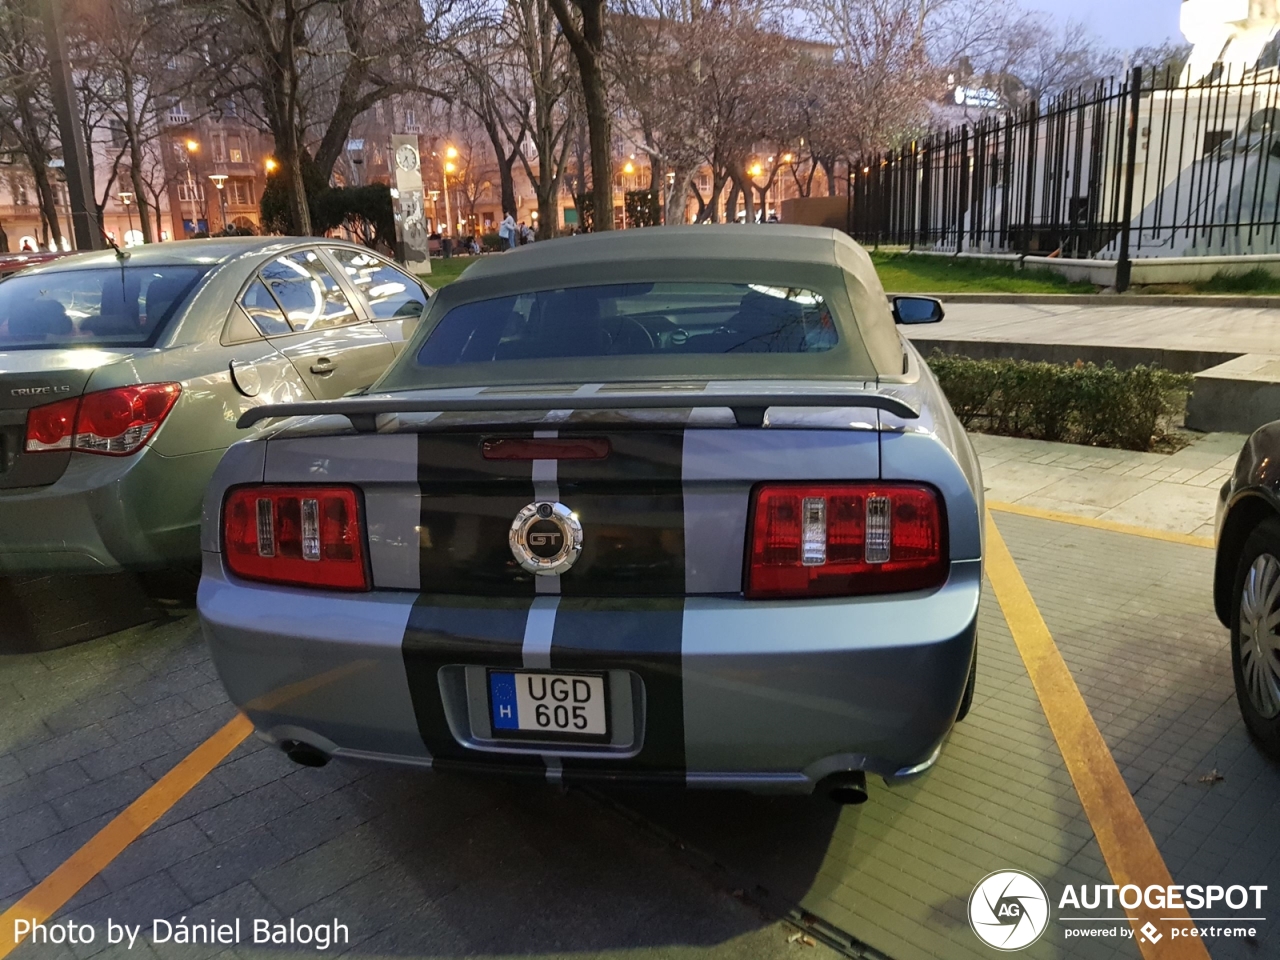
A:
[914,301,1280,356]
[974,432,1246,539]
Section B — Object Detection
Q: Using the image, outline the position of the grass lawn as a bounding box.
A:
[418,255,481,288]
[418,247,1280,298]
[1143,267,1280,295]
[420,250,1097,294]
[869,251,1096,294]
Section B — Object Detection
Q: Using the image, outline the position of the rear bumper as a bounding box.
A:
[199,555,981,791]
[0,449,220,574]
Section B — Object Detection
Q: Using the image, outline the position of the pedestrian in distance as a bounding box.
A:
[519,221,534,245]
[499,213,517,250]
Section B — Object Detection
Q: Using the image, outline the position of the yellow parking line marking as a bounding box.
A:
[988,500,1214,549]
[985,512,1209,960]
[0,714,252,959]
[0,660,370,958]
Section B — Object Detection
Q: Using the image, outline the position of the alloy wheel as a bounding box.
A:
[1239,553,1280,719]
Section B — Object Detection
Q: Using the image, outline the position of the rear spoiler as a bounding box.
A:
[236,391,920,431]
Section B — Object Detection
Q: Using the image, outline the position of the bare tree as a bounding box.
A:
[611,1,709,224]
[203,0,460,234]
[0,0,63,247]
[72,0,217,242]
[508,0,576,237]
[451,22,530,220]
[546,0,612,229]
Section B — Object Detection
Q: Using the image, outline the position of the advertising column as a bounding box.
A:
[390,134,431,275]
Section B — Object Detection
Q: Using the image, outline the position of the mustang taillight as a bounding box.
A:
[24,383,181,455]
[746,483,947,599]
[223,486,369,590]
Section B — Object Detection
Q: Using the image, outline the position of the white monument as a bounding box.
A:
[1182,0,1280,84]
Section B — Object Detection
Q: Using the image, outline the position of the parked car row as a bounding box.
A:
[0,237,430,574]
[4,225,1275,799]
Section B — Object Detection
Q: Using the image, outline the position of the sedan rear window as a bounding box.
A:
[416,282,837,367]
[0,266,209,349]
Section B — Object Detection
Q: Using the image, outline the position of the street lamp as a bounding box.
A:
[441,150,456,237]
[118,191,135,245]
[264,157,278,174]
[182,138,200,235]
[208,174,228,234]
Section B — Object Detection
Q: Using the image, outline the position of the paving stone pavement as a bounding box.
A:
[908,302,1280,357]
[974,431,1247,538]
[2,448,1278,960]
[997,512,1280,960]
[0,612,838,960]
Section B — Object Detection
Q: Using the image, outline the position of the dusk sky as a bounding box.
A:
[1020,0,1185,49]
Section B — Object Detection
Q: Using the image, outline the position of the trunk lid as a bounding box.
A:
[0,348,135,489]
[259,400,884,597]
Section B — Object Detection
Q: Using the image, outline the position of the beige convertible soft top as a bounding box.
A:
[381,225,907,391]
[451,225,902,378]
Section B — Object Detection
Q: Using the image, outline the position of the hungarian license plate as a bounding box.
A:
[488,670,609,739]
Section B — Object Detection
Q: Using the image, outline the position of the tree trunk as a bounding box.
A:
[724,181,740,223]
[548,0,612,231]
[580,56,612,230]
[665,167,694,226]
[478,115,520,218]
[706,171,725,222]
[31,159,62,249]
[122,70,153,242]
[821,157,838,196]
[738,177,754,223]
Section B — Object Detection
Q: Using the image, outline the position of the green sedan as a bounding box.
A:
[0,237,431,573]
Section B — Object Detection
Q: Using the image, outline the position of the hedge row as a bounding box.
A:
[926,353,1194,451]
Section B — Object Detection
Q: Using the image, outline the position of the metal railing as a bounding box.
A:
[848,66,1280,276]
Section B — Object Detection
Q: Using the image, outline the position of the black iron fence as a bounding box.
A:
[848,66,1280,275]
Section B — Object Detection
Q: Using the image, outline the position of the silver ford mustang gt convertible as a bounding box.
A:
[198,225,983,802]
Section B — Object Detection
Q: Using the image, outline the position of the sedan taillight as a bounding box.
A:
[224,486,370,591]
[24,383,181,456]
[746,483,947,599]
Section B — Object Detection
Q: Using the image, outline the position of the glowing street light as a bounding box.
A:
[749,162,763,177]
[441,150,457,237]
[623,160,635,174]
[264,157,278,173]
[118,191,135,245]
[180,138,200,235]
[208,174,228,233]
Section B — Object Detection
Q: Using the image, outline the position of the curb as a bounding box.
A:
[886,292,1280,308]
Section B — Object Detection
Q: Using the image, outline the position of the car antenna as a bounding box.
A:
[104,231,130,262]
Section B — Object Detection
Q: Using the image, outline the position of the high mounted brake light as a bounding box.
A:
[746,483,947,599]
[24,383,181,456]
[482,437,611,460]
[223,486,369,591]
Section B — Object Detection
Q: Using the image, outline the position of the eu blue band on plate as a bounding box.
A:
[490,672,518,729]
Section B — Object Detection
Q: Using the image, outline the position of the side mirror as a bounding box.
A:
[892,296,945,325]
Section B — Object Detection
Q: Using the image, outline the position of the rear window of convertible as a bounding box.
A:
[415,282,838,367]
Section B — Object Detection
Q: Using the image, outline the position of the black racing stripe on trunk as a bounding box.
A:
[549,598,686,782]
[557,431,686,597]
[400,594,544,770]
[417,432,537,596]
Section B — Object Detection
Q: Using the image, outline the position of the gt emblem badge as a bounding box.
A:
[509,501,583,576]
